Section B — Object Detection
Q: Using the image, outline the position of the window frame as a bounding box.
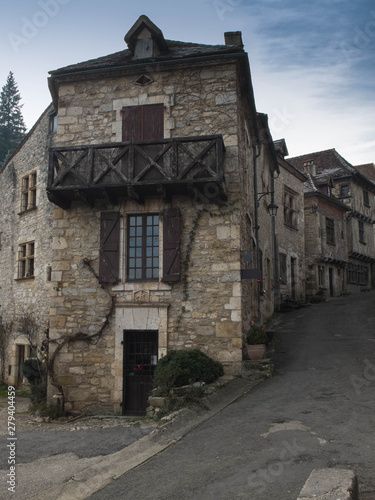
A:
[126,214,160,282]
[340,184,349,197]
[49,113,57,134]
[358,220,366,244]
[326,217,335,245]
[17,241,35,280]
[283,188,297,229]
[363,189,370,207]
[20,171,37,213]
[279,252,287,285]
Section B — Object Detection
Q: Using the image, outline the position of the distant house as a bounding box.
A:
[289,149,375,296]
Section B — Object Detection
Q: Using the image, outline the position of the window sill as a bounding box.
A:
[326,241,336,246]
[18,207,37,216]
[284,223,298,231]
[15,277,35,282]
[359,240,367,245]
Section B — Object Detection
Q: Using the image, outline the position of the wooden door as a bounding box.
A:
[123,330,158,416]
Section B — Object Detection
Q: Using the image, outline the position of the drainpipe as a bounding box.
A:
[253,145,261,323]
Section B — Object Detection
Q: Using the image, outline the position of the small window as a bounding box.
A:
[359,220,365,243]
[17,242,35,279]
[340,185,349,197]
[49,113,57,134]
[326,218,335,245]
[20,171,37,212]
[363,190,370,207]
[127,214,159,281]
[283,188,297,229]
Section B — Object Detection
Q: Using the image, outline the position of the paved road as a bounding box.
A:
[91,291,375,499]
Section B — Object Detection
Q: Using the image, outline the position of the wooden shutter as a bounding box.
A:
[162,208,180,283]
[122,106,142,142]
[122,104,164,141]
[99,212,120,284]
[143,104,164,140]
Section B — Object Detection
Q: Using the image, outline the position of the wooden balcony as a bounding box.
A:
[47,135,226,209]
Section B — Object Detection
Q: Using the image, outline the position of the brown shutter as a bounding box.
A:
[162,208,180,283]
[99,212,120,284]
[122,104,164,141]
[143,104,164,140]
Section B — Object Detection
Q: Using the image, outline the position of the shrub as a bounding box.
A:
[246,326,268,345]
[153,349,224,393]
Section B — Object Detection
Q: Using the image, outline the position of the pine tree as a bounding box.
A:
[0,72,26,168]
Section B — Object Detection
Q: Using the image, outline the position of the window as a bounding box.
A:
[363,190,370,207]
[98,209,180,285]
[347,263,368,285]
[49,113,57,134]
[17,242,35,279]
[340,185,349,197]
[20,171,37,212]
[283,189,297,229]
[127,214,160,281]
[359,220,365,243]
[326,218,335,245]
[279,253,287,284]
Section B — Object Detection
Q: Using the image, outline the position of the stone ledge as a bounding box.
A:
[241,359,273,381]
[297,469,359,500]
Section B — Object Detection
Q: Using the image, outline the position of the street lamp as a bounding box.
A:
[258,191,278,217]
[267,201,278,217]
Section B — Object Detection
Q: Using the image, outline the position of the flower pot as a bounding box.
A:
[246,344,266,360]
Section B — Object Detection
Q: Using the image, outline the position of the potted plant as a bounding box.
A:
[246,325,268,360]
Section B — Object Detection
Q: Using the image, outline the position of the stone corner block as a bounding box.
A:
[297,468,358,500]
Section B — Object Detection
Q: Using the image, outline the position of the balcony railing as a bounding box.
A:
[47,135,225,208]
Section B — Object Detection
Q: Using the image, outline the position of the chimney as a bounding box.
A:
[224,31,243,48]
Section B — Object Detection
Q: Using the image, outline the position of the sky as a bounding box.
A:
[1,0,374,166]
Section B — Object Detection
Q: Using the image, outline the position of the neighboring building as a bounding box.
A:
[273,139,306,305]
[39,16,278,415]
[355,163,375,184]
[303,172,350,298]
[289,149,375,295]
[0,105,56,387]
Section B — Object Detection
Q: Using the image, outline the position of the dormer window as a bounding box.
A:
[124,15,168,60]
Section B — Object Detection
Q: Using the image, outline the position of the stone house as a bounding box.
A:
[16,15,281,415]
[0,105,56,387]
[289,149,375,295]
[273,140,306,306]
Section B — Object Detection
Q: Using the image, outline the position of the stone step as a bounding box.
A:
[297,469,359,500]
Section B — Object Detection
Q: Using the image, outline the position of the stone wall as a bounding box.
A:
[276,160,306,303]
[0,106,55,385]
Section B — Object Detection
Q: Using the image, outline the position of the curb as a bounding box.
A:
[297,469,359,500]
[31,377,261,500]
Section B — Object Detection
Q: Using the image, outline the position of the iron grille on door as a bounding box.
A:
[123,330,158,416]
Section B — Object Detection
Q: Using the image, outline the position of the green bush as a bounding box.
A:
[153,349,224,393]
[246,326,268,345]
